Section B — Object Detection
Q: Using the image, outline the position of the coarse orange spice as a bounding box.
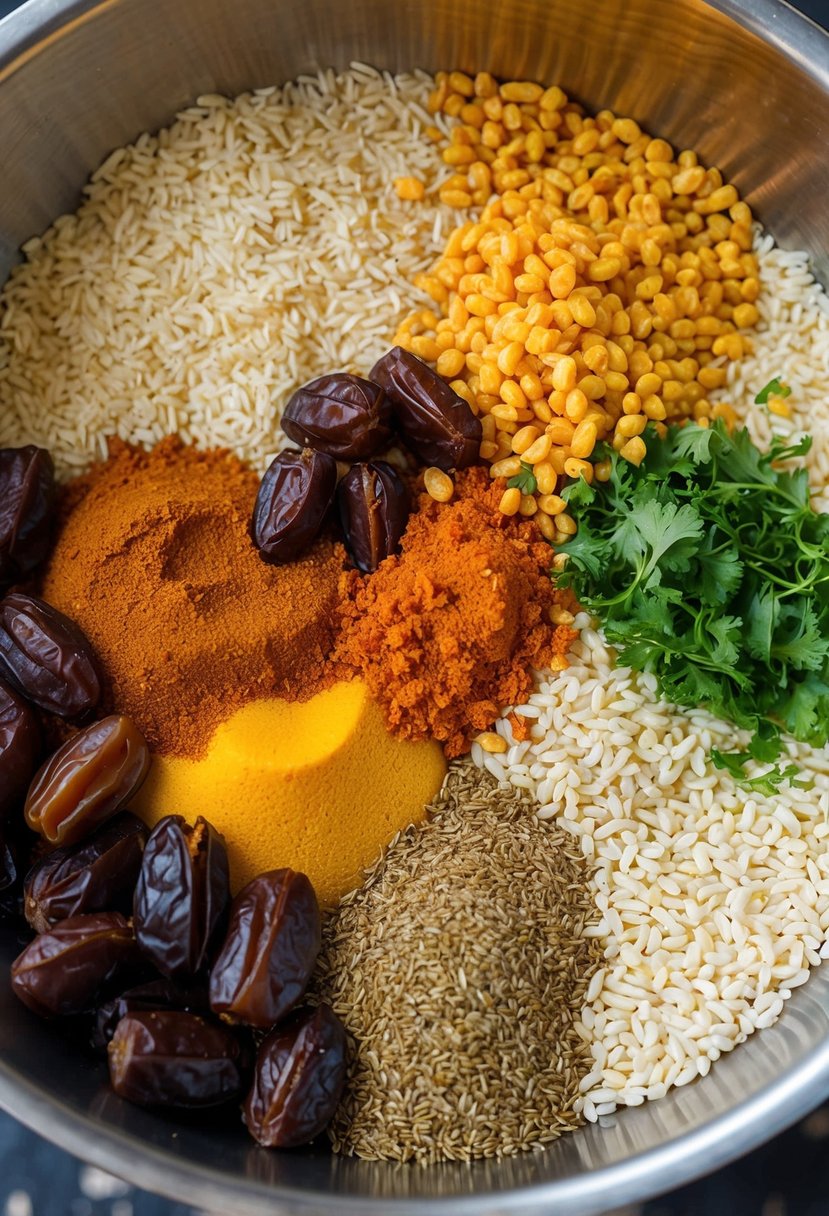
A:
[334,468,576,757]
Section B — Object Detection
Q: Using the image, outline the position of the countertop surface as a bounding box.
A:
[0,0,828,1213]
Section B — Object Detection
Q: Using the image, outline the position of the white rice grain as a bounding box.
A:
[485,629,829,1119]
[713,227,829,508]
[0,67,454,476]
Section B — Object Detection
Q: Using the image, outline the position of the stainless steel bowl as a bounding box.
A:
[1,1,828,1212]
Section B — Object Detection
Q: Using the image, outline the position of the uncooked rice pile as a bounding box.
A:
[314,761,603,1162]
[475,617,829,1122]
[0,65,455,476]
[714,229,829,511]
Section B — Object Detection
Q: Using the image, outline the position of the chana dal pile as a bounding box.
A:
[0,63,828,1165]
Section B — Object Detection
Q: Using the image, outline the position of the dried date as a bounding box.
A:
[209,869,320,1029]
[244,1004,347,1147]
[337,461,409,573]
[0,593,101,720]
[134,815,230,979]
[92,978,209,1052]
[11,911,142,1018]
[282,372,393,461]
[369,347,481,470]
[25,714,150,847]
[251,448,337,564]
[0,676,40,820]
[0,446,56,589]
[24,812,147,933]
[108,1011,246,1108]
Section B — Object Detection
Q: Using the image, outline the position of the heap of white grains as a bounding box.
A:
[314,762,603,1162]
[715,230,829,509]
[0,65,454,476]
[475,616,829,1121]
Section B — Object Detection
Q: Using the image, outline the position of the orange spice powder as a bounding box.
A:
[334,468,576,757]
[41,437,343,758]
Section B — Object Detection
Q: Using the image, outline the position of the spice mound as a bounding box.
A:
[314,761,603,1163]
[41,438,343,758]
[335,469,577,756]
[134,680,445,905]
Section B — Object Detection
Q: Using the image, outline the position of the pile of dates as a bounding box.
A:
[0,446,347,1148]
[252,346,482,572]
[13,812,345,1146]
[0,445,150,914]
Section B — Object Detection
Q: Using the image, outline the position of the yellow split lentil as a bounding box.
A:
[394,73,758,523]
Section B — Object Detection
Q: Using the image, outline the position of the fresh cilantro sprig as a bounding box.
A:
[755,376,792,405]
[507,461,537,495]
[557,420,829,773]
[710,749,811,797]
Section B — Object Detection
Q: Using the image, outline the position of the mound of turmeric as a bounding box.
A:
[335,469,577,757]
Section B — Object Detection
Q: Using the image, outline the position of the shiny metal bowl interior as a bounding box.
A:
[0,0,828,1212]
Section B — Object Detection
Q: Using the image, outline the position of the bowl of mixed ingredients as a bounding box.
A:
[0,0,828,1212]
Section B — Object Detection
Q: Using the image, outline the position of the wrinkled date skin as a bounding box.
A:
[25,715,150,847]
[11,911,143,1019]
[209,869,321,1029]
[251,448,337,564]
[337,461,410,573]
[282,373,394,461]
[0,446,56,589]
[369,347,482,471]
[24,812,148,933]
[92,978,209,1052]
[244,1004,347,1148]
[0,593,102,720]
[134,815,230,980]
[0,676,40,821]
[108,1011,246,1109]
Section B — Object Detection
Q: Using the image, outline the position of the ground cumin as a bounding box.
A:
[41,437,343,758]
[335,469,576,757]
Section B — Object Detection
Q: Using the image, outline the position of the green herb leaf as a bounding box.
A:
[507,461,537,496]
[561,473,595,510]
[710,749,809,797]
[557,419,829,761]
[755,376,792,405]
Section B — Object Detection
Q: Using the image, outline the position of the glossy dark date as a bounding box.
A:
[337,461,410,573]
[282,372,393,461]
[0,446,56,589]
[209,869,321,1029]
[11,911,142,1018]
[251,448,337,564]
[0,593,102,720]
[92,978,209,1052]
[108,1011,246,1109]
[24,812,147,933]
[369,347,481,470]
[244,1004,347,1147]
[134,815,230,979]
[0,676,40,821]
[25,714,150,847]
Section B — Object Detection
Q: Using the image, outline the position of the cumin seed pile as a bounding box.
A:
[314,761,603,1163]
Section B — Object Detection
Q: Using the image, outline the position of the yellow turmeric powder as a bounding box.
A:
[134,680,445,905]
